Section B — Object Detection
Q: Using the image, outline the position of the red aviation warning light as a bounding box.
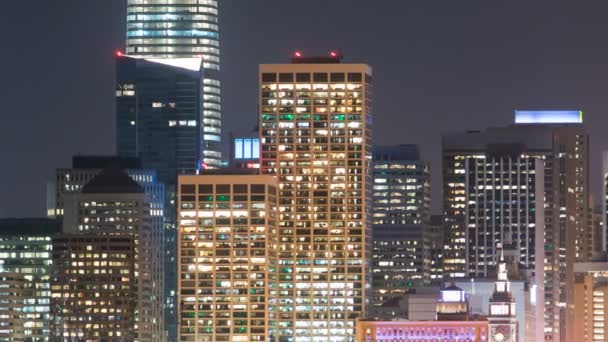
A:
[115,50,123,57]
[294,50,302,58]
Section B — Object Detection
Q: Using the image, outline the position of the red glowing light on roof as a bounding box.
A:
[330,51,337,57]
[116,51,123,57]
[294,51,302,58]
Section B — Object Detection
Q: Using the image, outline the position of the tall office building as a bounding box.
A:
[46,156,173,336]
[442,110,590,341]
[372,145,430,225]
[177,172,277,341]
[51,167,164,341]
[0,218,60,340]
[125,0,221,168]
[116,55,215,176]
[116,53,209,338]
[371,145,435,305]
[259,53,372,341]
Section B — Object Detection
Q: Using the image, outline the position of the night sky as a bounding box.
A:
[2,1,608,217]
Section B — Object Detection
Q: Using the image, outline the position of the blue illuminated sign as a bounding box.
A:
[514,110,583,124]
[234,138,260,160]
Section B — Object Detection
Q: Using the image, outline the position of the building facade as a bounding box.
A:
[0,218,60,341]
[116,56,212,178]
[259,55,372,341]
[125,0,222,169]
[358,284,489,341]
[372,145,430,226]
[51,167,164,341]
[442,111,590,341]
[371,145,435,306]
[177,173,277,341]
[571,262,608,342]
[46,155,173,337]
[115,53,206,339]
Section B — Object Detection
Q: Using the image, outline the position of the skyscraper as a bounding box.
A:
[372,145,430,226]
[177,171,277,341]
[371,145,436,305]
[116,54,209,338]
[0,218,61,340]
[125,0,221,168]
[116,56,211,178]
[259,53,372,341]
[51,167,164,341]
[442,110,590,341]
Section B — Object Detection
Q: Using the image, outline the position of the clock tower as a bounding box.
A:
[488,250,518,342]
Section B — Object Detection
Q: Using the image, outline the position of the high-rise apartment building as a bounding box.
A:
[0,218,60,341]
[51,167,164,341]
[125,0,221,168]
[177,172,277,342]
[442,110,590,341]
[259,53,372,341]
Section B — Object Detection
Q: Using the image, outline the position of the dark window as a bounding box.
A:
[181,195,196,202]
[216,184,230,194]
[279,73,294,82]
[262,73,276,83]
[234,184,248,194]
[181,184,195,194]
[313,73,328,82]
[198,184,212,193]
[251,184,266,194]
[296,73,311,82]
[347,73,362,82]
[365,73,373,84]
[330,73,345,82]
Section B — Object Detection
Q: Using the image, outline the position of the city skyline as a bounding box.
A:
[0,1,606,341]
[3,1,608,217]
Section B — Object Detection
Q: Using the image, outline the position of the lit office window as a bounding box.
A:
[235,139,243,159]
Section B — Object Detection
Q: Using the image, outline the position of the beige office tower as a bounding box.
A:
[443,111,590,342]
[51,167,164,341]
[177,172,277,342]
[259,54,372,341]
[572,262,608,342]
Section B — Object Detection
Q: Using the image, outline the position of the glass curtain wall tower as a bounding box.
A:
[126,0,221,168]
[260,55,373,341]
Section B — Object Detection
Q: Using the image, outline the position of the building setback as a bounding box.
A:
[259,54,372,341]
[177,172,277,342]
